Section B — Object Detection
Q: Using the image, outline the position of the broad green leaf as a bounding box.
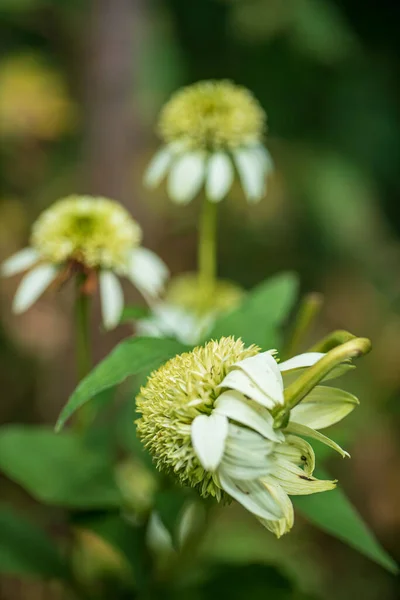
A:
[208,273,298,349]
[0,426,122,508]
[294,468,398,573]
[0,505,69,580]
[56,336,188,431]
[120,305,150,323]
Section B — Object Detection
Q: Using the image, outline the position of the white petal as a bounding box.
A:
[219,423,276,480]
[219,473,284,520]
[232,352,284,407]
[290,385,359,430]
[12,263,59,313]
[128,247,169,299]
[274,434,315,475]
[285,421,349,458]
[257,482,294,537]
[270,460,336,496]
[144,146,174,188]
[279,352,325,372]
[214,390,283,442]
[219,369,276,410]
[253,144,274,174]
[1,248,40,277]
[191,413,228,472]
[205,152,234,202]
[99,271,124,330]
[280,352,355,384]
[233,147,265,203]
[167,152,206,204]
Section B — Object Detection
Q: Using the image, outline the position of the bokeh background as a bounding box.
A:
[1,0,400,598]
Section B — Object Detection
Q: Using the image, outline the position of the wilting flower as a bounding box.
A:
[136,336,360,537]
[0,195,169,329]
[145,80,273,204]
[137,273,244,344]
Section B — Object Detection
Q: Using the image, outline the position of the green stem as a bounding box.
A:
[74,276,92,430]
[274,337,372,428]
[283,292,324,359]
[308,329,357,353]
[198,198,218,295]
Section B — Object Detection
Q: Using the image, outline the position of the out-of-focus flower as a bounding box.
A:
[1,196,169,329]
[0,54,76,139]
[145,80,273,204]
[137,274,244,344]
[137,336,361,537]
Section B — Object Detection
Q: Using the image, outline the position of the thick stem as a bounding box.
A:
[308,329,357,353]
[283,292,324,359]
[274,337,372,428]
[75,281,92,382]
[74,277,92,430]
[198,198,218,295]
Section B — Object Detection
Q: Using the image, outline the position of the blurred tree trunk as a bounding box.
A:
[84,0,144,204]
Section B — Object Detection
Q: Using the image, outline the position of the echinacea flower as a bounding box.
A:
[137,273,244,344]
[145,80,273,204]
[136,336,364,537]
[0,195,169,329]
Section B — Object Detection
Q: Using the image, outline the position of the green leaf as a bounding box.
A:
[208,273,298,349]
[56,336,188,431]
[294,469,398,574]
[120,305,150,323]
[0,505,69,580]
[0,426,122,508]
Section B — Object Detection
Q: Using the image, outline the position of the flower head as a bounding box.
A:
[1,195,169,329]
[137,336,362,537]
[145,80,273,205]
[159,80,265,152]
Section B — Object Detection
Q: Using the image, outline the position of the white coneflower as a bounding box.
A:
[137,273,244,344]
[145,80,273,204]
[136,336,368,537]
[1,195,169,329]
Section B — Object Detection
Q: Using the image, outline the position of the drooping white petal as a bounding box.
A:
[233,147,265,203]
[285,421,349,458]
[257,482,294,538]
[191,413,228,472]
[219,423,276,480]
[1,248,40,277]
[270,459,336,496]
[219,369,276,410]
[128,247,169,299]
[290,386,359,430]
[253,143,274,174]
[99,271,124,330]
[144,146,174,188]
[167,151,206,204]
[232,352,284,407]
[214,390,284,442]
[12,263,59,313]
[274,434,315,476]
[279,352,325,372]
[219,473,284,520]
[280,352,355,385]
[205,152,234,202]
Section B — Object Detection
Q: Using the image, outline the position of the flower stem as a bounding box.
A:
[198,198,218,296]
[282,292,324,359]
[74,275,92,429]
[274,337,372,429]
